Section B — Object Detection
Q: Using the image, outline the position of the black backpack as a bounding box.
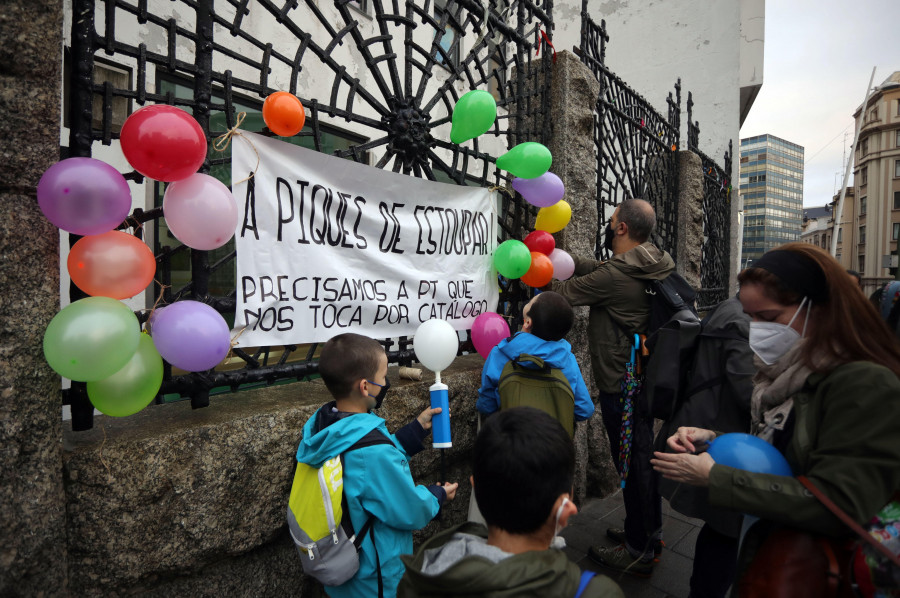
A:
[498,353,576,437]
[640,272,702,420]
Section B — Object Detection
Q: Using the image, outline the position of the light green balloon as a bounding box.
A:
[43,296,140,381]
[493,239,532,279]
[496,142,552,179]
[450,90,498,144]
[88,333,163,417]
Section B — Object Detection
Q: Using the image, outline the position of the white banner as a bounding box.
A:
[231,131,499,347]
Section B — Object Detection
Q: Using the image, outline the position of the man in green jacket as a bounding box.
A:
[551,198,675,576]
[398,407,623,598]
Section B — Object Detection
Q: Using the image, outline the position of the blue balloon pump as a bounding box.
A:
[430,370,452,448]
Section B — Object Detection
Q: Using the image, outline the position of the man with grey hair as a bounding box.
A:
[550,198,675,577]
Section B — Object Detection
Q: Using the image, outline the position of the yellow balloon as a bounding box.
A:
[535,200,572,233]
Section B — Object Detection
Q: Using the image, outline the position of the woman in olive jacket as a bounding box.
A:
[651,243,900,597]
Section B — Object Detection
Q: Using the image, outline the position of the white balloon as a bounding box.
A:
[413,319,459,372]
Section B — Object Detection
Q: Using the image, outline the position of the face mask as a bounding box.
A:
[367,378,391,410]
[602,222,615,251]
[553,497,570,538]
[749,297,810,365]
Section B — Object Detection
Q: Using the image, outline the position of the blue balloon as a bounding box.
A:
[706,433,793,476]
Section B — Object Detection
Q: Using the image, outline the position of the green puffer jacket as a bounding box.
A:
[397,522,624,598]
[707,361,900,581]
[551,242,675,393]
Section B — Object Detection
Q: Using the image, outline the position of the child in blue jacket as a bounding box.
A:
[477,291,594,422]
[294,333,458,598]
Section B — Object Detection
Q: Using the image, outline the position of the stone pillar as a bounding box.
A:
[676,151,704,290]
[0,1,68,595]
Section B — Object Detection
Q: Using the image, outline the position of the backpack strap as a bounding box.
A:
[513,353,550,372]
[574,570,597,597]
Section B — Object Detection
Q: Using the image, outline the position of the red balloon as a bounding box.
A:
[68,231,156,299]
[521,252,554,288]
[120,105,207,182]
[262,92,306,137]
[523,230,556,256]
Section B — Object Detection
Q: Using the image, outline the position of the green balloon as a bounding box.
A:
[450,90,498,144]
[43,296,140,381]
[496,142,552,179]
[88,333,163,417]
[493,239,532,279]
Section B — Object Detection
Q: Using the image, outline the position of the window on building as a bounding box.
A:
[859,225,866,244]
[838,228,842,243]
[861,166,868,186]
[861,138,869,156]
[895,191,900,210]
[893,223,900,241]
[896,159,900,178]
[896,130,900,148]
[858,255,865,272]
[62,53,133,133]
[434,0,460,68]
[860,196,867,216]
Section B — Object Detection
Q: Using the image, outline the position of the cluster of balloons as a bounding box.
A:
[37,104,241,418]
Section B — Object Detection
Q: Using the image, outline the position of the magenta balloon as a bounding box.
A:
[37,158,132,235]
[549,248,575,280]
[511,172,565,208]
[163,174,238,250]
[471,312,511,359]
[151,300,231,372]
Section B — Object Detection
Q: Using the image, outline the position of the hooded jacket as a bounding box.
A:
[476,331,594,420]
[296,403,441,598]
[551,242,675,393]
[397,522,624,598]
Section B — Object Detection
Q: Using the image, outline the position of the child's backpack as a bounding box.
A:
[287,429,393,587]
[498,353,576,437]
[640,271,702,420]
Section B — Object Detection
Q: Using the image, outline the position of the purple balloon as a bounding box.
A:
[37,157,132,235]
[151,300,231,372]
[549,248,575,280]
[511,172,565,208]
[471,312,511,359]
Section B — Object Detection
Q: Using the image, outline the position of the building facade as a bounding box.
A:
[801,205,834,251]
[739,133,804,266]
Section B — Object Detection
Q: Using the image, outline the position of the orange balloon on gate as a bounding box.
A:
[68,231,156,299]
[262,91,306,137]
[521,252,554,288]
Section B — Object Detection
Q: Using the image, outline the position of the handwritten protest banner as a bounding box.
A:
[231,131,499,347]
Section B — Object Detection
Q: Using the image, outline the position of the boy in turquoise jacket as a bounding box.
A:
[294,333,458,598]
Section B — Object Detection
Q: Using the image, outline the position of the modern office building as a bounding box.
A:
[739,133,804,267]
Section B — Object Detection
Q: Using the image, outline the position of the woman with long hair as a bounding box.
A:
[651,243,900,596]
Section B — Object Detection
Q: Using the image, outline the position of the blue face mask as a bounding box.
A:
[748,297,810,365]
[367,378,391,410]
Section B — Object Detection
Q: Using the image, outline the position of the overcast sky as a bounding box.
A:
[739,0,900,208]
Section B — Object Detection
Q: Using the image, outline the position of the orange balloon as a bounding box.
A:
[521,252,554,288]
[262,91,306,137]
[68,231,156,299]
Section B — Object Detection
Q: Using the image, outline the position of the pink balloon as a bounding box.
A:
[471,312,511,359]
[151,300,231,372]
[163,173,238,250]
[511,172,565,208]
[37,158,132,235]
[549,248,575,280]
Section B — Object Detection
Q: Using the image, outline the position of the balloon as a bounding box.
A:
[549,248,575,280]
[151,300,231,372]
[450,90,497,144]
[87,333,163,417]
[523,230,555,256]
[120,105,207,182]
[163,173,239,250]
[535,200,572,234]
[521,252,554,288]
[496,142,552,179]
[706,433,793,476]
[493,239,532,279]
[471,312,511,359]
[262,91,306,137]
[512,172,565,207]
[413,319,459,372]
[43,297,140,381]
[37,158,132,235]
[68,231,156,299]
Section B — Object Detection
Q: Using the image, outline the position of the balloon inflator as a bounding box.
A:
[430,380,452,448]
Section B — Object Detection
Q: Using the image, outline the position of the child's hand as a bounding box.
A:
[438,482,459,500]
[417,406,448,430]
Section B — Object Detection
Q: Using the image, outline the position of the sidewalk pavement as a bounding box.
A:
[560,491,705,598]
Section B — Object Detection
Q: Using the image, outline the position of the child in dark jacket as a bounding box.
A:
[293,333,458,598]
[476,291,594,422]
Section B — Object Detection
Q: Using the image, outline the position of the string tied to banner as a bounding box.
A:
[213,111,260,186]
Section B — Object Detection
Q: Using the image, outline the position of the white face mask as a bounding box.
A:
[749,297,810,365]
[553,497,570,538]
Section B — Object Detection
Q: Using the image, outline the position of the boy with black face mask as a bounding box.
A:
[294,333,458,598]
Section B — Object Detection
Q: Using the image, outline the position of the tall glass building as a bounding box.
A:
[739,134,804,267]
